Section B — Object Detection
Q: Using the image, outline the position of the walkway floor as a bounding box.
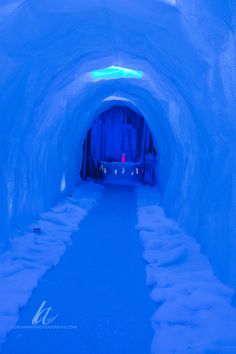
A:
[2,185,154,354]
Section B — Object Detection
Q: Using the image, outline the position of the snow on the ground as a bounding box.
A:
[136,186,236,354]
[0,182,103,349]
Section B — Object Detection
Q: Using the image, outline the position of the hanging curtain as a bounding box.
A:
[80,106,157,185]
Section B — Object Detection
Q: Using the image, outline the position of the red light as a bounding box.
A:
[121,153,126,163]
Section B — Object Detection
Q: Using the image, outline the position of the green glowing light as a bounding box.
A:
[90,66,143,80]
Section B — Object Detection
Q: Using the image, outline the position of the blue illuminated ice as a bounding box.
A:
[0,0,235,353]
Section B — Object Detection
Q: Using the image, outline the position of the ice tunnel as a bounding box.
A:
[0,0,236,353]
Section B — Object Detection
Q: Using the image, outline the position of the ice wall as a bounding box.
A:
[0,0,235,289]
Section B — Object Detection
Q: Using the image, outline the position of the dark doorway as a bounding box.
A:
[81,106,157,185]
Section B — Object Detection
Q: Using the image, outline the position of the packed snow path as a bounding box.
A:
[2,185,154,354]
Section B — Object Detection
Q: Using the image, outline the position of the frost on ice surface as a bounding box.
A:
[156,0,176,6]
[0,0,24,17]
[136,186,236,354]
[0,182,103,349]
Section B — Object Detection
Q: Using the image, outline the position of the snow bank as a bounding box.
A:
[0,182,103,349]
[136,186,236,354]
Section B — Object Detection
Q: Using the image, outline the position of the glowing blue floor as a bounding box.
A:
[2,185,154,354]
